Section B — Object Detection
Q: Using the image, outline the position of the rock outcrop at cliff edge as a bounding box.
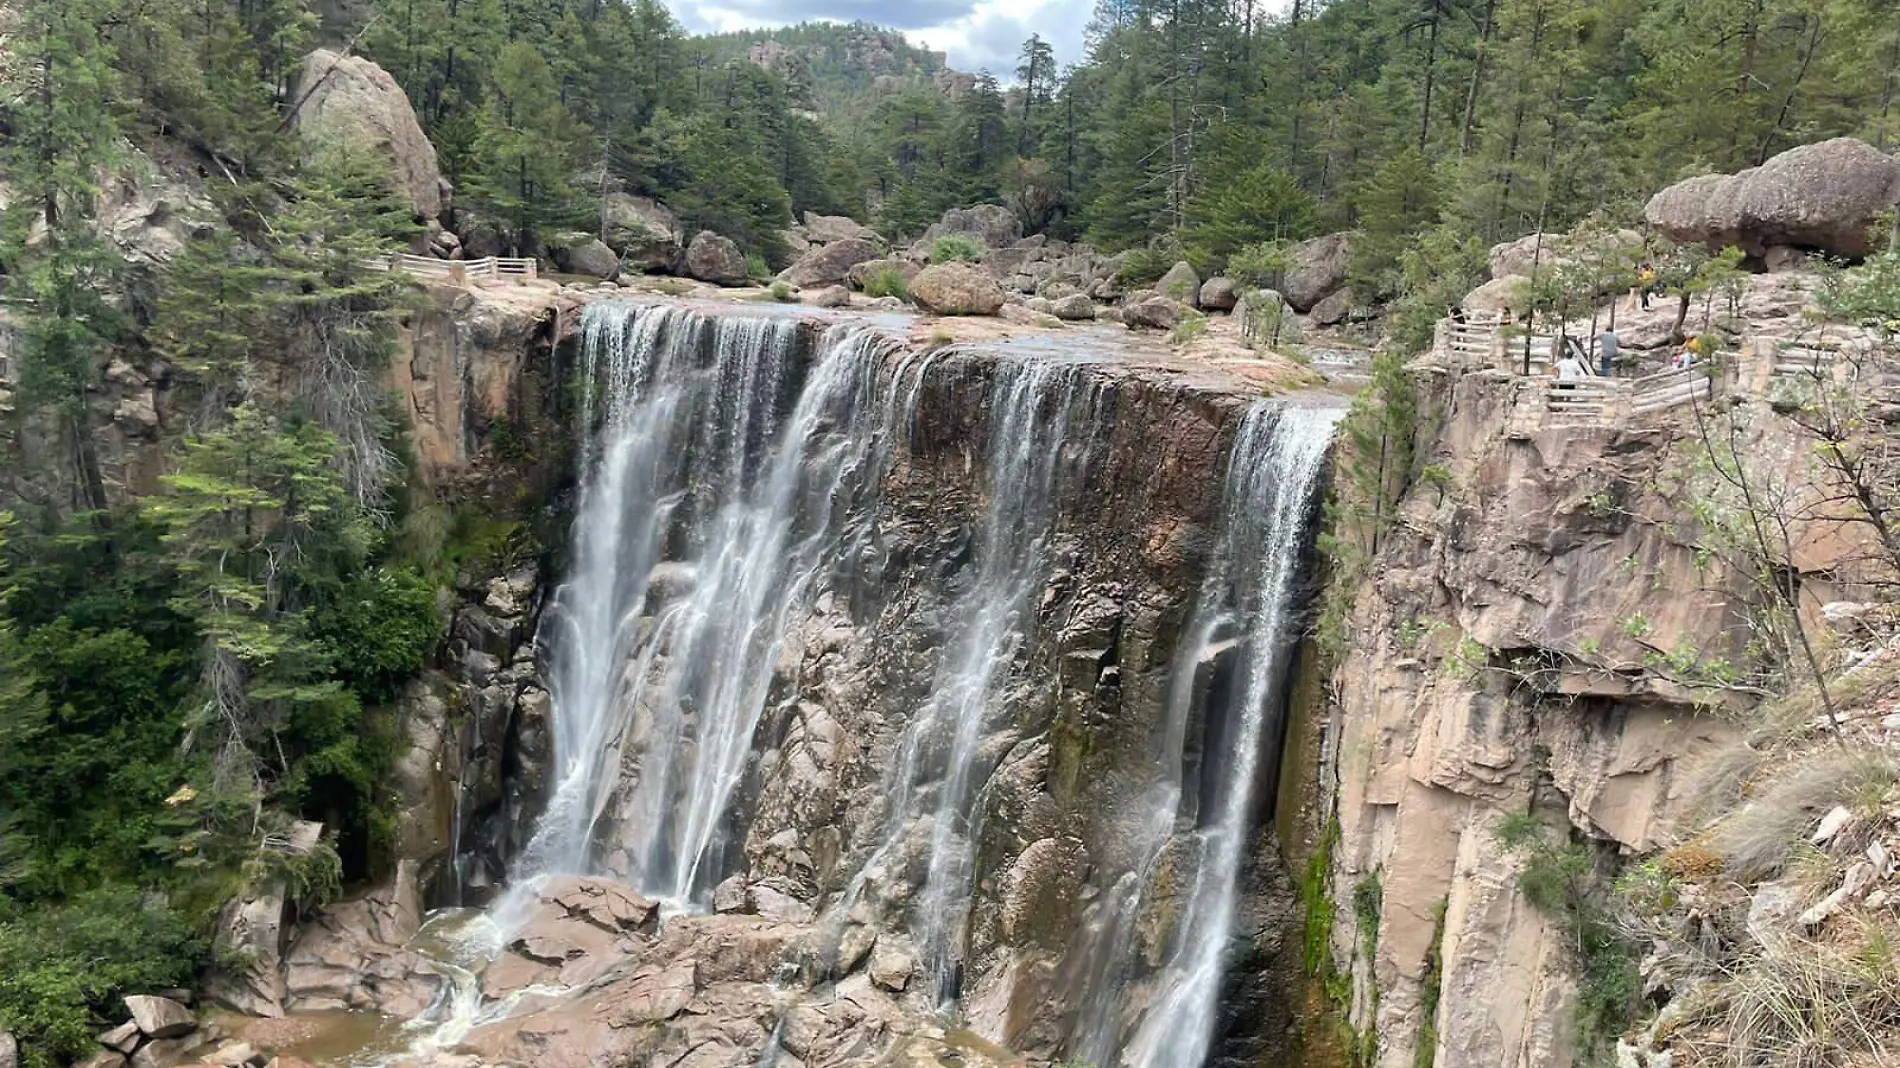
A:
[1646,137,1900,258]
[291,50,444,221]
[910,263,1006,314]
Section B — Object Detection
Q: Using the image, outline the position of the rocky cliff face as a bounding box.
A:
[245,300,1340,1068]
[1302,358,1893,1068]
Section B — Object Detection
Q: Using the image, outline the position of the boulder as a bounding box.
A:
[204,820,314,1019]
[1122,296,1189,330]
[291,50,443,220]
[1310,287,1355,326]
[130,1036,195,1068]
[999,304,1059,327]
[923,204,1021,249]
[1155,261,1202,306]
[1023,297,1056,315]
[802,212,881,245]
[1645,137,1900,258]
[124,995,195,1040]
[600,194,680,272]
[846,257,919,291]
[1763,245,1809,273]
[1199,276,1239,311]
[99,152,217,268]
[562,238,620,280]
[805,285,851,308]
[684,231,749,286]
[76,1054,126,1068]
[201,1042,258,1067]
[1051,294,1096,321]
[1461,275,1526,318]
[1283,231,1354,312]
[99,1022,141,1054]
[910,263,1007,316]
[0,1032,14,1068]
[778,237,880,288]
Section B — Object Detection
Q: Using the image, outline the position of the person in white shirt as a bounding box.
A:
[1554,353,1588,382]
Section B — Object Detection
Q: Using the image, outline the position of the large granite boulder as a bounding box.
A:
[601,194,681,272]
[910,263,1007,315]
[291,50,443,221]
[561,237,620,279]
[923,204,1022,249]
[802,212,881,245]
[1646,137,1900,258]
[1199,276,1239,311]
[123,996,194,1040]
[846,257,920,290]
[1155,261,1202,306]
[1283,231,1354,312]
[1123,295,1190,330]
[685,231,749,286]
[778,237,880,288]
[1051,293,1096,321]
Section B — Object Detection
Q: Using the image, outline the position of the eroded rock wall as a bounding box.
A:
[1309,368,1760,1068]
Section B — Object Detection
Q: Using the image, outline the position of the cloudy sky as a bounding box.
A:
[672,0,1100,80]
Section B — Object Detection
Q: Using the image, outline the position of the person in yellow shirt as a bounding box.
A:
[1637,263,1657,310]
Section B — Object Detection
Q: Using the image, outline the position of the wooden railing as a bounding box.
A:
[1442,313,1502,359]
[365,253,540,284]
[1631,365,1713,414]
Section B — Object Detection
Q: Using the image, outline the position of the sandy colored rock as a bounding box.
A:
[802,212,881,245]
[1284,231,1353,311]
[1122,295,1189,330]
[923,204,1021,248]
[779,237,881,288]
[685,231,749,286]
[846,257,920,291]
[291,50,442,220]
[124,996,195,1040]
[910,263,1007,316]
[1199,276,1239,311]
[1646,137,1900,257]
[805,284,851,308]
[1155,261,1202,306]
[1051,294,1096,320]
[562,237,620,279]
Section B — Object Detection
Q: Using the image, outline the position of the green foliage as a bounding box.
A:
[1494,817,1641,1061]
[0,888,203,1068]
[1183,162,1317,271]
[1171,314,1210,346]
[771,280,795,302]
[1227,241,1294,289]
[860,266,911,301]
[930,234,985,264]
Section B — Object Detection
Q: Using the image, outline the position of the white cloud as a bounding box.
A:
[671,0,1096,81]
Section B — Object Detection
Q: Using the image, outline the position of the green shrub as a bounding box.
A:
[1227,240,1294,288]
[930,234,985,264]
[1117,241,1182,286]
[745,251,770,281]
[861,266,911,301]
[308,566,441,704]
[771,280,794,302]
[1171,314,1209,345]
[0,888,204,1068]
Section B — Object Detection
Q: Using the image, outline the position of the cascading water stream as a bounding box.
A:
[498,304,900,917]
[420,301,1338,1068]
[1083,403,1340,1068]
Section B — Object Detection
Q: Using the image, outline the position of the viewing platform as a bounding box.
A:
[365,252,540,285]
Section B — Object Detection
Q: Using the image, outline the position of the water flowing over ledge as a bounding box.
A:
[410,300,1340,1068]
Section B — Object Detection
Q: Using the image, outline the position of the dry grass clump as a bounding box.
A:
[1673,918,1900,1068]
[1705,751,1899,881]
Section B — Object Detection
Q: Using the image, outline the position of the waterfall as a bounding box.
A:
[860,357,1101,1004]
[460,301,1339,1068]
[500,304,896,914]
[1093,403,1341,1068]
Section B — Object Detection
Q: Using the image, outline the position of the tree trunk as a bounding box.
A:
[1459,0,1495,157]
[1418,4,1441,152]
